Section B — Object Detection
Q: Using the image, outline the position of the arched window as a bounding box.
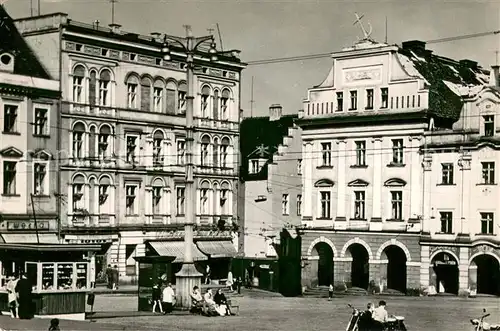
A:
[152,178,164,215]
[201,86,211,118]
[220,137,230,168]
[199,181,210,215]
[213,137,219,167]
[221,89,231,120]
[178,82,187,114]
[220,181,231,215]
[72,65,85,103]
[89,70,97,106]
[200,135,210,167]
[153,131,164,167]
[153,80,165,113]
[98,125,112,159]
[213,90,219,120]
[72,122,86,160]
[141,77,152,111]
[99,176,113,215]
[165,80,177,114]
[72,174,86,211]
[126,74,139,109]
[99,70,111,106]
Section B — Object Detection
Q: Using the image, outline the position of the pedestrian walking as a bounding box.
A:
[15,273,32,319]
[162,283,175,314]
[152,282,163,314]
[328,284,334,301]
[112,265,119,290]
[6,274,18,318]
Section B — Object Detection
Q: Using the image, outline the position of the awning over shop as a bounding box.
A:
[0,233,60,244]
[196,240,237,258]
[148,241,208,263]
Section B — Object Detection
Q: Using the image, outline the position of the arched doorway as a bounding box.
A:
[312,242,333,286]
[431,252,459,294]
[347,244,369,289]
[382,245,407,293]
[472,255,500,296]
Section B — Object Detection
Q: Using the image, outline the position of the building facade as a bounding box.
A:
[297,37,488,294]
[239,105,302,258]
[15,13,245,283]
[0,6,60,247]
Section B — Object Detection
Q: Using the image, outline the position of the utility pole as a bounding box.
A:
[250,76,254,117]
[30,194,40,244]
[162,26,219,309]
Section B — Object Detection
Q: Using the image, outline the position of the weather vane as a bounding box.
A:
[353,12,373,40]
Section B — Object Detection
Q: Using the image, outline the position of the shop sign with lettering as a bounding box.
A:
[7,221,50,231]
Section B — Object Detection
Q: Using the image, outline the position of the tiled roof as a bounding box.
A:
[0,5,50,79]
[240,114,297,181]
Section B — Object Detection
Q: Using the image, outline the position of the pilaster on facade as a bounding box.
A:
[302,142,314,222]
[421,153,433,234]
[458,152,472,235]
[409,136,422,224]
[371,137,383,224]
[335,140,347,224]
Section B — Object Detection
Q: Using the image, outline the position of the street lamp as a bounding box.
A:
[161,25,218,309]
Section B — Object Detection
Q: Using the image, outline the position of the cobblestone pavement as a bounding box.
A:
[91,294,500,331]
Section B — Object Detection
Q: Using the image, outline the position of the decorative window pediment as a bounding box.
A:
[384,177,407,187]
[31,149,52,160]
[348,179,369,187]
[0,146,23,158]
[314,178,334,187]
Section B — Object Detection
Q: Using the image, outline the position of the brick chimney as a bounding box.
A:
[269,104,282,121]
[490,65,500,87]
[459,59,478,70]
[402,40,426,52]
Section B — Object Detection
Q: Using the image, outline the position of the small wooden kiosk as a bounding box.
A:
[134,256,175,312]
[0,242,100,320]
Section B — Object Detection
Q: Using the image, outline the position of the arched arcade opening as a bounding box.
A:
[431,252,459,295]
[311,242,334,286]
[381,245,407,293]
[346,243,369,289]
[470,254,500,296]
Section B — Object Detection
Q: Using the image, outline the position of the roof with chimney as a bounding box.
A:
[240,110,297,182]
[0,5,50,79]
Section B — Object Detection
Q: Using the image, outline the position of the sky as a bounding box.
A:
[4,0,500,118]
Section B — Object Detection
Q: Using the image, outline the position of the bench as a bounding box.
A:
[227,299,239,316]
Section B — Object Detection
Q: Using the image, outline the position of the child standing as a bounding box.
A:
[328,284,334,301]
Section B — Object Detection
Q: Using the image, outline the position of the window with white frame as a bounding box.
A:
[482,162,495,184]
[152,185,162,215]
[4,104,18,133]
[200,187,209,215]
[480,212,494,234]
[127,82,138,109]
[2,161,16,195]
[220,137,229,168]
[220,89,230,120]
[440,211,453,234]
[33,107,49,136]
[354,191,365,219]
[98,70,111,106]
[200,135,210,167]
[126,135,138,164]
[153,131,164,167]
[336,92,343,111]
[72,122,85,160]
[484,115,495,137]
[297,159,302,175]
[282,194,289,215]
[220,186,229,215]
[176,139,186,165]
[72,66,85,103]
[321,142,332,167]
[320,191,331,219]
[441,163,454,185]
[153,87,163,112]
[125,184,138,215]
[390,191,403,220]
[98,125,112,160]
[176,186,185,215]
[349,90,358,110]
[392,139,404,164]
[366,89,374,109]
[381,88,389,108]
[178,83,187,114]
[250,159,259,174]
[296,194,302,216]
[33,162,48,196]
[72,175,85,211]
[355,141,366,166]
[201,86,210,118]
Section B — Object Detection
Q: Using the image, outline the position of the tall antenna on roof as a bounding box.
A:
[216,23,224,52]
[250,76,255,118]
[385,16,388,43]
[110,0,118,25]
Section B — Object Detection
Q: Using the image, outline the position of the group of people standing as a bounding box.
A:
[105,264,119,290]
[151,282,175,314]
[5,273,33,319]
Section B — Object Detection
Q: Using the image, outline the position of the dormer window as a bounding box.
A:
[249,159,259,174]
[484,115,495,137]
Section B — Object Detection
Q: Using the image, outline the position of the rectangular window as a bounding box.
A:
[366,89,374,109]
[390,191,403,220]
[481,212,494,234]
[441,163,454,185]
[321,142,332,167]
[126,135,138,164]
[3,161,16,195]
[336,92,343,111]
[354,191,365,219]
[33,162,48,196]
[392,139,404,164]
[349,91,358,110]
[484,115,495,137]
[320,191,331,219]
[176,187,185,215]
[440,211,453,234]
[355,141,366,166]
[153,87,163,112]
[152,186,162,215]
[250,160,259,174]
[125,184,138,215]
[4,105,18,133]
[297,159,302,175]
[381,88,389,108]
[33,107,49,136]
[127,83,137,108]
[482,162,495,184]
[176,140,186,165]
[296,194,302,216]
[282,194,289,215]
[178,90,187,114]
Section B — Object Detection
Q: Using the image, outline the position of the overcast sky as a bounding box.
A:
[5,0,500,117]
